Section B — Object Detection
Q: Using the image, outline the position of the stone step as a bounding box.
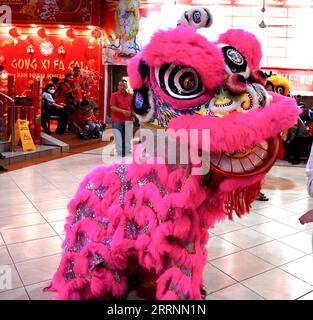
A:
[0,145,61,166]
[0,141,9,153]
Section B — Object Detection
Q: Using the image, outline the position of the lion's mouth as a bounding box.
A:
[209,136,280,177]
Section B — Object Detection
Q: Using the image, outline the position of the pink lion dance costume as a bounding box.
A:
[48,8,299,300]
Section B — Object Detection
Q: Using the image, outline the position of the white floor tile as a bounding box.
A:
[210,251,273,281]
[15,254,61,286]
[26,281,56,300]
[0,213,46,231]
[49,221,65,235]
[220,228,273,249]
[210,219,244,236]
[242,268,313,300]
[0,203,39,218]
[203,263,237,294]
[40,208,68,223]
[33,198,70,212]
[0,287,29,300]
[279,232,313,254]
[247,240,306,266]
[298,291,313,300]
[280,255,313,285]
[206,283,264,300]
[255,206,295,219]
[207,236,241,261]
[1,224,57,245]
[8,236,62,263]
[233,212,272,227]
[0,234,4,247]
[0,247,13,265]
[251,221,299,239]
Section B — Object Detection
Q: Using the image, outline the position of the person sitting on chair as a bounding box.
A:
[41,84,68,135]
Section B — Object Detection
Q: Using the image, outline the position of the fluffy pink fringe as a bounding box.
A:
[128,25,225,109]
[168,93,300,153]
[48,157,261,300]
[217,28,262,71]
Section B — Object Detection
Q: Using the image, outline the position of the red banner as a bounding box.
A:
[0,30,101,109]
[262,68,313,94]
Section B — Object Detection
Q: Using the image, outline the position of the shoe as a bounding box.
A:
[0,165,8,172]
[257,192,269,201]
[0,153,5,160]
[291,159,300,165]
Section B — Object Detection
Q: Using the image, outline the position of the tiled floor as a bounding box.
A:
[0,143,313,300]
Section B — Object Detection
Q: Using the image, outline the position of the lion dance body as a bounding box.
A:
[47,8,299,300]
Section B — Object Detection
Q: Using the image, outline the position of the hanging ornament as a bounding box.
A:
[37,27,48,39]
[84,47,98,61]
[40,40,54,56]
[66,28,77,46]
[9,27,21,45]
[58,45,66,56]
[9,27,20,38]
[27,44,35,54]
[91,28,102,40]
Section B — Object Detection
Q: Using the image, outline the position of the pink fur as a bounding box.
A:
[168,93,300,153]
[217,29,262,71]
[141,25,225,109]
[127,53,144,89]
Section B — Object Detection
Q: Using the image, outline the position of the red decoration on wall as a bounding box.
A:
[84,47,98,61]
[66,28,77,39]
[91,28,101,40]
[37,27,48,39]
[9,27,21,39]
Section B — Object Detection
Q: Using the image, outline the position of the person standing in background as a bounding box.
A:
[72,67,86,108]
[110,80,133,157]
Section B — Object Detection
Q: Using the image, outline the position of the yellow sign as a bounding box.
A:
[9,120,36,152]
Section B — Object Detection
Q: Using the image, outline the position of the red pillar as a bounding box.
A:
[33,78,42,145]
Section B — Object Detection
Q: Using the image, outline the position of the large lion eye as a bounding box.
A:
[154,63,205,100]
[220,45,249,78]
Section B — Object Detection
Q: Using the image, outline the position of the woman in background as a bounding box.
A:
[41,84,68,135]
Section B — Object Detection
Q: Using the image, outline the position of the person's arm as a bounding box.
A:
[43,93,64,109]
[72,120,83,132]
[110,105,130,116]
[306,145,313,197]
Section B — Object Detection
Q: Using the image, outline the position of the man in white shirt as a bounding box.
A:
[299,146,313,224]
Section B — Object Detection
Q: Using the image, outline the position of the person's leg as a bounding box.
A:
[290,138,301,164]
[257,192,269,201]
[112,121,123,156]
[41,112,50,133]
[124,121,133,155]
[87,123,96,138]
[121,123,126,156]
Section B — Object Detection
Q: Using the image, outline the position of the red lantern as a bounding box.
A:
[37,27,48,39]
[9,27,21,38]
[66,28,77,39]
[91,28,101,40]
[84,47,98,61]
